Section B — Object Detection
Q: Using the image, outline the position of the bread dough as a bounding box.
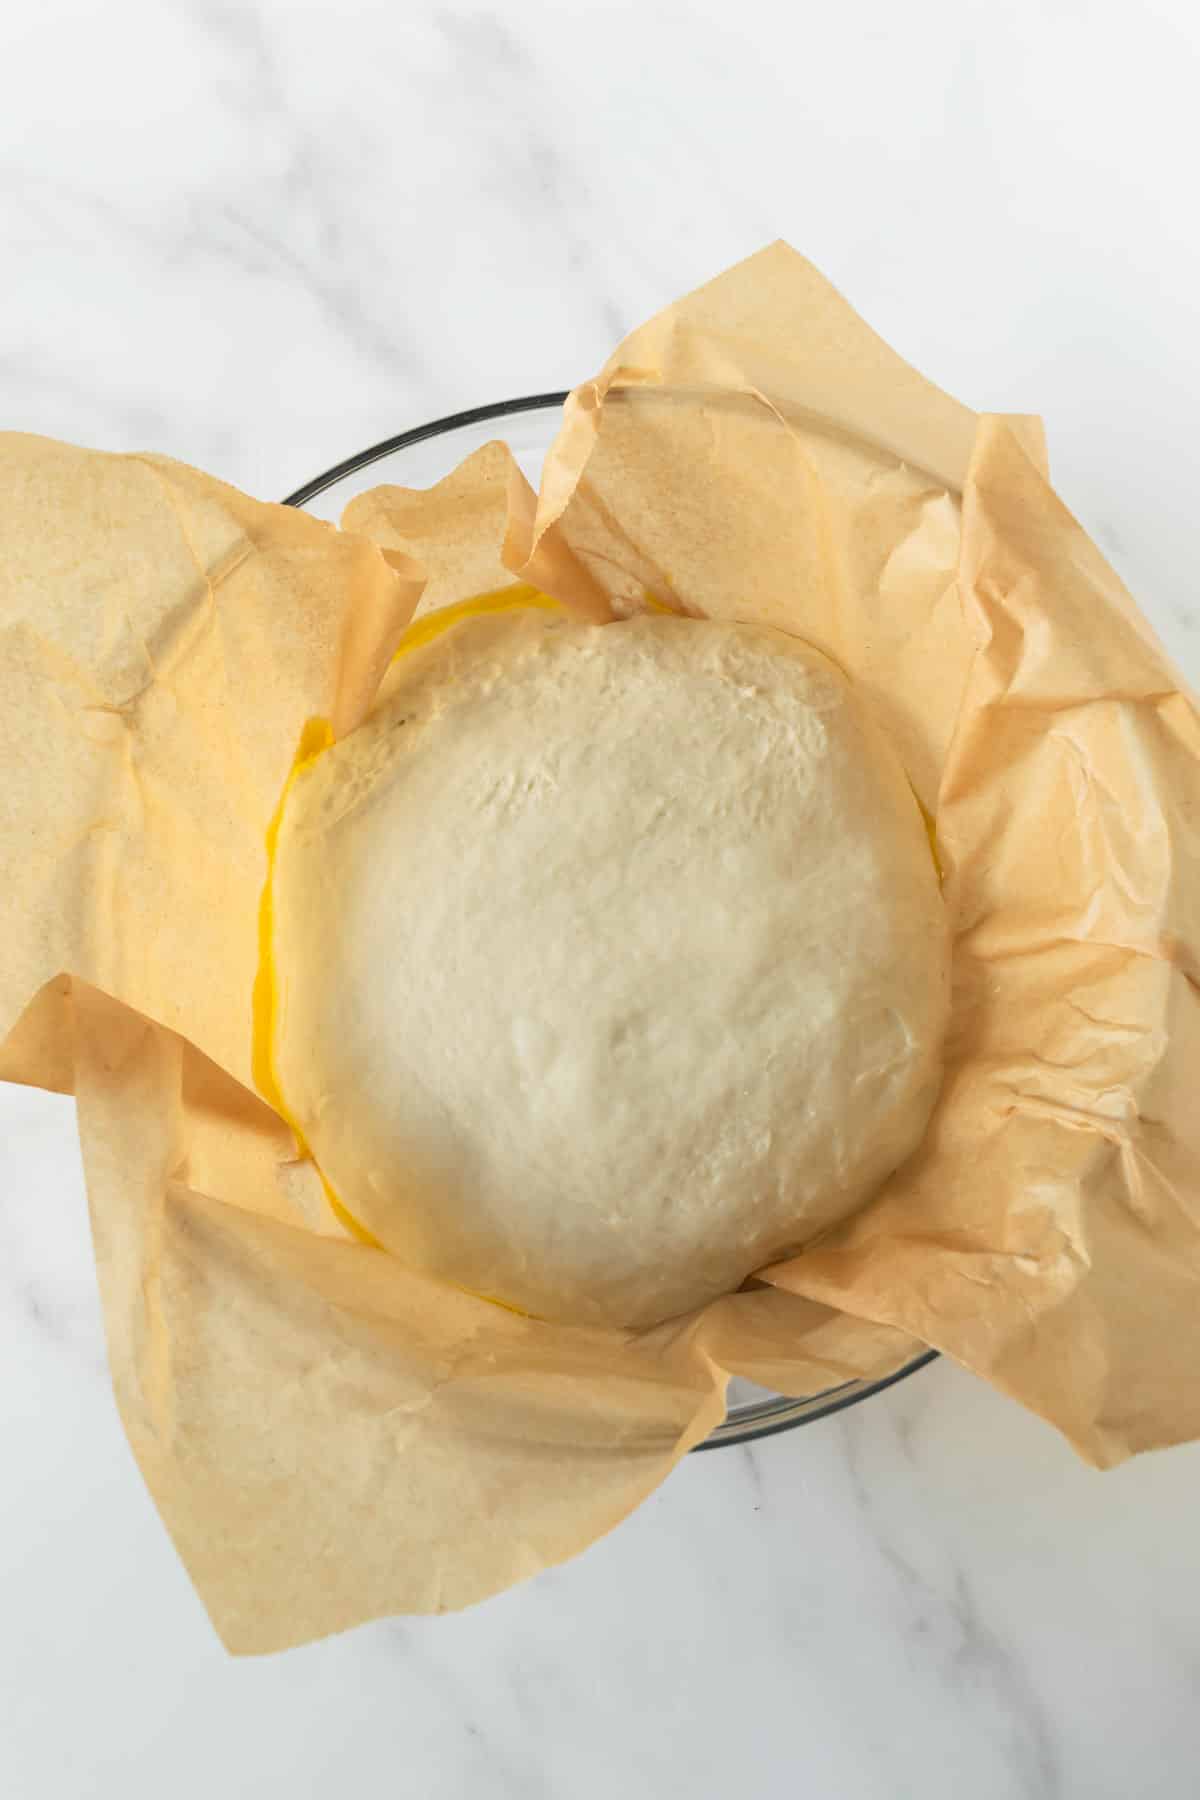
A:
[270,610,950,1327]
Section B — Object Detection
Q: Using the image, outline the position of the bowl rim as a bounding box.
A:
[694,1348,940,1450]
[283,391,940,1451]
[282,391,571,509]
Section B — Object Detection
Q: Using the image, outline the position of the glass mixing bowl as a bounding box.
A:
[284,392,938,1448]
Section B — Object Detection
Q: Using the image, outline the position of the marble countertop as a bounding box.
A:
[3,3,1199,1795]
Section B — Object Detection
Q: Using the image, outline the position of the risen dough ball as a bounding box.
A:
[270,610,949,1327]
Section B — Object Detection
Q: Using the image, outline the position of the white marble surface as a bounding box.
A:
[3,2,1200,1794]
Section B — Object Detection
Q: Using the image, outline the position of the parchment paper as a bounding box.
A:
[3,244,1197,1653]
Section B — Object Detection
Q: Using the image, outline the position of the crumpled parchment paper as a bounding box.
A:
[3,243,1197,1653]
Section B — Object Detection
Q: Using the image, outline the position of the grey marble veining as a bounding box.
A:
[3,2,1200,1796]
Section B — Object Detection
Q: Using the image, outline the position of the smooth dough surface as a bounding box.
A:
[271,611,950,1327]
